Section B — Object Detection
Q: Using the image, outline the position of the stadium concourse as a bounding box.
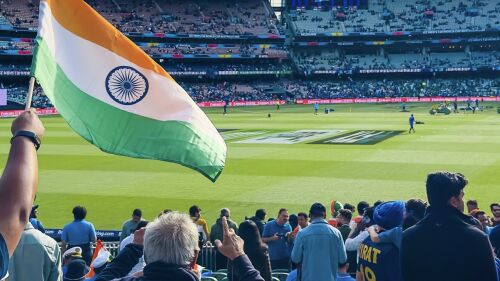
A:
[0,0,500,281]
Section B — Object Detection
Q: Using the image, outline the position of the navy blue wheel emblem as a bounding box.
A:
[105,66,149,105]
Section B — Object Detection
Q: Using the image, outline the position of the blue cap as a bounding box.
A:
[374,201,405,230]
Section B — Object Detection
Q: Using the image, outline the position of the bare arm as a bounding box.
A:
[368,226,380,243]
[0,110,44,256]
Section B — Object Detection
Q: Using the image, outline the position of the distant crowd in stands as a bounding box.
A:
[16,173,500,281]
[295,51,499,73]
[0,0,280,36]
[289,0,499,34]
[2,78,499,107]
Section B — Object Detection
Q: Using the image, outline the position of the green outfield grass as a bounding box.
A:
[1,103,499,229]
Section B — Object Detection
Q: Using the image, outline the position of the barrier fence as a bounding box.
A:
[1,96,498,118]
[86,242,218,270]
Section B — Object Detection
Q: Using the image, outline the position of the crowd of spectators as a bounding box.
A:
[2,78,499,106]
[1,125,499,281]
[0,0,280,36]
[295,50,500,73]
[289,0,500,34]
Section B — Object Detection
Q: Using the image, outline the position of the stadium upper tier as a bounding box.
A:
[289,0,500,35]
[0,0,280,36]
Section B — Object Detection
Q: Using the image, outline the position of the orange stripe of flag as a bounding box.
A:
[43,0,173,81]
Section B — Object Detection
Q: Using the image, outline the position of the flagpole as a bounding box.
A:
[25,77,35,110]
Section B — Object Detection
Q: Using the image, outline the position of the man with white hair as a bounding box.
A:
[0,111,45,281]
[95,212,265,281]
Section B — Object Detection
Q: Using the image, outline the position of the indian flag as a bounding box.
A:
[31,0,226,181]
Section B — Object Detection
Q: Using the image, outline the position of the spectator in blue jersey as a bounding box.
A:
[61,206,97,265]
[408,114,415,133]
[262,208,293,271]
[402,172,497,281]
[0,110,45,281]
[356,201,404,281]
[488,226,500,280]
[30,204,46,233]
[291,203,347,281]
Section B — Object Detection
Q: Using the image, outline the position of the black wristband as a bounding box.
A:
[11,130,41,150]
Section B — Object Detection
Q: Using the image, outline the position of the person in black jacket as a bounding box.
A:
[402,172,497,281]
[96,213,264,281]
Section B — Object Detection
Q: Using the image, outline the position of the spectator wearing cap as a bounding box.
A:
[64,259,90,281]
[291,203,347,281]
[357,201,404,281]
[120,209,144,242]
[119,221,149,276]
[86,247,110,281]
[61,206,97,265]
[490,203,500,227]
[467,200,479,214]
[262,208,293,271]
[328,201,343,227]
[30,204,45,233]
[368,198,428,250]
[249,209,267,235]
[210,208,238,270]
[402,172,497,281]
[189,205,209,244]
[62,247,83,275]
[8,222,62,281]
[489,226,500,279]
[96,213,265,281]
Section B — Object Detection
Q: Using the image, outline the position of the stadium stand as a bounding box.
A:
[0,0,281,35]
[288,0,500,35]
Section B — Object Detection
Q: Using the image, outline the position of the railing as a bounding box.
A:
[87,242,219,271]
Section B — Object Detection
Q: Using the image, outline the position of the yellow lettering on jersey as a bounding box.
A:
[372,248,381,264]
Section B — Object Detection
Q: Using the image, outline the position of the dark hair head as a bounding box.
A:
[132,209,142,217]
[297,212,308,220]
[134,221,149,232]
[288,214,298,230]
[471,210,486,219]
[363,207,375,227]
[72,206,87,220]
[403,199,428,230]
[278,208,288,216]
[338,209,352,221]
[158,209,172,218]
[220,208,230,218]
[238,220,268,260]
[466,200,478,207]
[374,200,384,207]
[357,201,370,215]
[343,203,355,212]
[189,205,201,217]
[491,203,500,211]
[255,209,266,220]
[309,202,327,218]
[426,172,468,208]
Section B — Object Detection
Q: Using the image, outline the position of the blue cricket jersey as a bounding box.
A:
[357,235,402,281]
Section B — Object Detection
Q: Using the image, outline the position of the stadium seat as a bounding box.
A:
[272,272,289,281]
[210,272,228,281]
